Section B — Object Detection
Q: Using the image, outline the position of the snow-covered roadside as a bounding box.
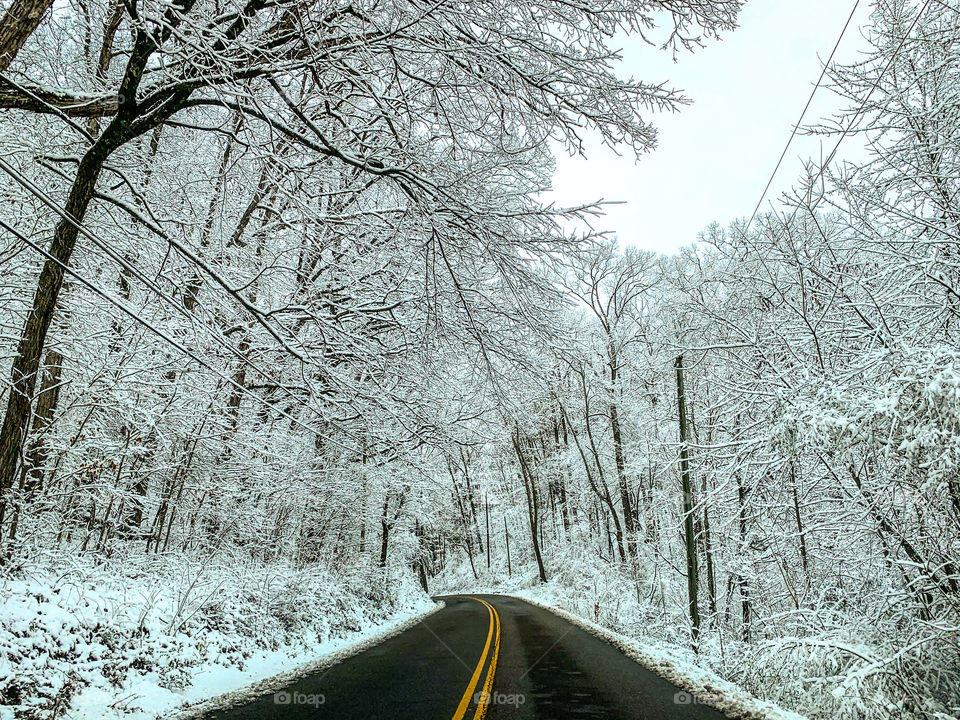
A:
[0,552,438,720]
[507,591,807,720]
[167,599,443,719]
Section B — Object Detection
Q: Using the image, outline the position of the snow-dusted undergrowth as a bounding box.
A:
[172,599,443,720]
[0,549,434,720]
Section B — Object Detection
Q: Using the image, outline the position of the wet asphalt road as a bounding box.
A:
[200,594,731,720]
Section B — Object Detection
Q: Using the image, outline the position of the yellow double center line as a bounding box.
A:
[451,597,501,720]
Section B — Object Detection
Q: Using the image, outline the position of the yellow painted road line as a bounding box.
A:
[451,597,494,720]
[472,599,501,720]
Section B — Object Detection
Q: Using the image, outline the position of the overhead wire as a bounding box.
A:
[0,217,341,441]
[0,155,294,390]
[796,0,935,217]
[741,0,863,237]
[0,151,435,456]
[741,0,934,238]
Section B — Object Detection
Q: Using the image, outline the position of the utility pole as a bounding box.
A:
[504,516,512,577]
[675,354,701,648]
[485,494,491,569]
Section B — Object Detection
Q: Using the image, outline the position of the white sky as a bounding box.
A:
[548,0,875,254]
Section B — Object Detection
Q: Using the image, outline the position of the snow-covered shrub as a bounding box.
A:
[0,549,429,719]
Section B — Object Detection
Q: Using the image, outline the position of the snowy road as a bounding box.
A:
[200,595,731,719]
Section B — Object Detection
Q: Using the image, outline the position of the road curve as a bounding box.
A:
[200,594,731,719]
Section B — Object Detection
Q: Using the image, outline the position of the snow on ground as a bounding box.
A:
[0,550,437,720]
[170,601,443,719]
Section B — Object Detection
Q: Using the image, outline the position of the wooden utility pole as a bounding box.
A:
[485,494,491,569]
[737,476,752,641]
[675,355,701,647]
[504,516,512,577]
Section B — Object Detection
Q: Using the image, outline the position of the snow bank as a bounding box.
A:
[0,551,438,719]
[170,599,442,719]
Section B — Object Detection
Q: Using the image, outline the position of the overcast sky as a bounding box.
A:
[547,0,875,254]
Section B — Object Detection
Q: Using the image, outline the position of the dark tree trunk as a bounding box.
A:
[675,355,701,647]
[414,520,429,592]
[513,429,547,583]
[485,493,490,569]
[791,462,811,586]
[607,343,636,557]
[379,495,390,567]
[0,0,54,71]
[504,516,511,577]
[701,475,717,617]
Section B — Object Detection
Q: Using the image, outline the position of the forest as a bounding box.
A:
[0,0,957,718]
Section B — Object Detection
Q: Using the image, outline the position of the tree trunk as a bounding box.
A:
[0,130,121,510]
[359,447,367,552]
[736,475,752,641]
[791,462,811,587]
[0,0,54,71]
[414,519,429,592]
[701,474,717,617]
[675,355,701,646]
[570,382,627,562]
[513,429,547,583]
[450,461,478,579]
[504,516,511,577]
[485,493,490,569]
[379,511,390,568]
[183,119,238,312]
[461,451,484,555]
[87,0,124,137]
[22,348,62,494]
[607,342,636,557]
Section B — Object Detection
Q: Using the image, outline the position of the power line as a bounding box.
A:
[801,0,934,214]
[0,156,257,361]
[0,152,437,456]
[742,0,862,236]
[743,0,934,237]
